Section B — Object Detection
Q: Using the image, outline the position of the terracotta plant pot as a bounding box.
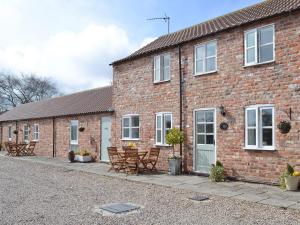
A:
[285,176,299,191]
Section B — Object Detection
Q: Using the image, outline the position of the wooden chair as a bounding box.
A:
[123,148,139,175]
[4,142,12,155]
[18,143,27,156]
[8,143,18,156]
[141,147,160,171]
[107,147,124,172]
[26,141,36,156]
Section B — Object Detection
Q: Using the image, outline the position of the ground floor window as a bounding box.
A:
[156,113,172,145]
[122,115,140,140]
[70,120,78,151]
[245,105,275,150]
[23,124,30,143]
[8,125,12,141]
[33,124,39,141]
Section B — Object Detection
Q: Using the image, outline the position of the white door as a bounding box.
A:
[195,109,216,173]
[101,116,112,162]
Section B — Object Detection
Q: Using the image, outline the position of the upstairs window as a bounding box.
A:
[154,54,170,83]
[195,41,217,75]
[156,113,172,145]
[23,124,29,143]
[245,105,275,150]
[244,25,274,66]
[70,120,78,151]
[122,115,140,140]
[8,126,12,141]
[33,124,39,141]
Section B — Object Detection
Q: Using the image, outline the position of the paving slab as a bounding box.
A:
[233,193,270,203]
[288,203,300,210]
[258,198,297,208]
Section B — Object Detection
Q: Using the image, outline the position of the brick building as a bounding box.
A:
[111,0,300,184]
[0,86,113,161]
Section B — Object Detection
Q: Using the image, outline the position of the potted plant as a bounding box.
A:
[13,130,18,135]
[209,160,225,182]
[78,127,85,132]
[68,151,75,163]
[277,120,291,134]
[74,149,92,162]
[127,142,137,149]
[166,128,184,175]
[283,164,300,191]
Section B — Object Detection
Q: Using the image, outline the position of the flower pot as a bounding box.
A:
[68,151,75,163]
[74,155,92,162]
[285,176,299,191]
[168,158,181,175]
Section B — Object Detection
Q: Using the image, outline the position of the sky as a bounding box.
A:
[0,0,261,93]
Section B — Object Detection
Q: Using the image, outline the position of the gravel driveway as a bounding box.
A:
[0,157,299,225]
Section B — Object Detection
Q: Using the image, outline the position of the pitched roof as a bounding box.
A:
[0,86,113,122]
[111,0,300,65]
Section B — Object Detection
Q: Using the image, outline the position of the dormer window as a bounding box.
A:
[154,54,170,83]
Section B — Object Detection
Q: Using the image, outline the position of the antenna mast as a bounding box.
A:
[147,14,170,34]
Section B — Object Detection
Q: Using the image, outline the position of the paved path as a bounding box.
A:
[1,152,300,210]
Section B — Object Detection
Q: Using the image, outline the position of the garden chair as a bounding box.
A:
[26,141,36,156]
[123,148,139,175]
[8,143,18,156]
[141,147,160,172]
[4,142,12,155]
[107,147,124,172]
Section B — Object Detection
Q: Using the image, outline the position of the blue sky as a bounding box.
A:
[0,0,261,93]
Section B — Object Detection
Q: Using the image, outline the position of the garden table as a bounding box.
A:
[117,150,148,174]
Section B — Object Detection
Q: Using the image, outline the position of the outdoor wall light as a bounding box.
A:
[219,105,226,116]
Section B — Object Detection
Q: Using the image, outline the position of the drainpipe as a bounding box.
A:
[52,117,56,158]
[15,121,18,144]
[178,45,183,166]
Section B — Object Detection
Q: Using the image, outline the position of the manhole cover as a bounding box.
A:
[189,196,209,201]
[100,203,140,214]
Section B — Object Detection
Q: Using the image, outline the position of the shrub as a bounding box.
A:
[166,128,184,159]
[75,149,91,156]
[209,160,225,182]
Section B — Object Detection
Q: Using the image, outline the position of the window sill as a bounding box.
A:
[155,144,171,147]
[121,139,140,141]
[244,60,275,68]
[153,80,170,84]
[243,147,276,151]
[194,70,217,77]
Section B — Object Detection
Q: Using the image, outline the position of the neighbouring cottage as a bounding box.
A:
[111,0,300,184]
[0,86,113,160]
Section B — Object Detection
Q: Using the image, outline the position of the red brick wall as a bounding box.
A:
[112,11,300,184]
[1,113,112,160]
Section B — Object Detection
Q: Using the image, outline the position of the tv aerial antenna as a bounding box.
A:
[147,14,170,34]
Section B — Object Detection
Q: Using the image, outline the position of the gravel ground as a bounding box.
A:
[0,157,300,225]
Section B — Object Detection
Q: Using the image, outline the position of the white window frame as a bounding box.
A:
[245,105,275,150]
[155,112,173,145]
[33,124,39,141]
[244,24,275,66]
[8,125,12,141]
[23,124,30,143]
[122,114,140,140]
[194,40,217,76]
[70,120,78,145]
[153,53,170,83]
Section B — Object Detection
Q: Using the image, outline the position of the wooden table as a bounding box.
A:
[117,150,148,174]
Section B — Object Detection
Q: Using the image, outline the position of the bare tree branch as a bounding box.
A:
[0,72,60,111]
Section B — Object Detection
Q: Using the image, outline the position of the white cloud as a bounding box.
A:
[0,23,154,93]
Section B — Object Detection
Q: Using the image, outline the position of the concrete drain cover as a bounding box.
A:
[189,196,209,201]
[100,203,140,214]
